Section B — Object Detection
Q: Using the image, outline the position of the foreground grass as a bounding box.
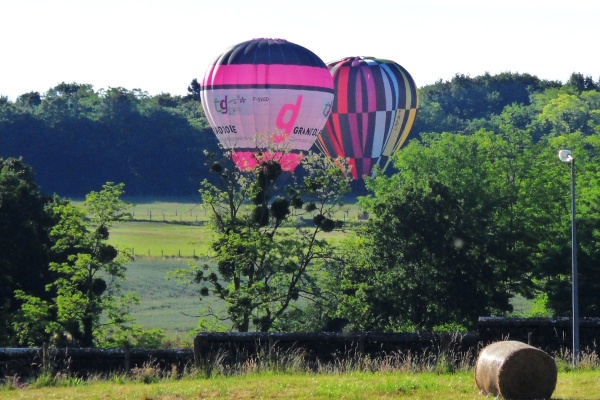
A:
[2,370,599,399]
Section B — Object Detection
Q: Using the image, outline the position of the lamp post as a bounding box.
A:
[558,149,578,368]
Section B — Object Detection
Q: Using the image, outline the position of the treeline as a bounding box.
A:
[1,73,598,197]
[413,71,600,136]
[0,82,218,197]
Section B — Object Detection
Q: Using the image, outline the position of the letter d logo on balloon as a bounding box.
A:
[274,95,303,143]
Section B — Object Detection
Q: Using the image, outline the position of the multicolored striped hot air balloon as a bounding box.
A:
[200,38,334,172]
[316,56,419,180]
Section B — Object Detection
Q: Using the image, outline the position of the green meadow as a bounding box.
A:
[119,259,206,339]
[112,198,359,256]
[2,370,599,399]
[107,200,215,339]
[107,199,357,340]
[110,221,211,258]
[108,199,536,341]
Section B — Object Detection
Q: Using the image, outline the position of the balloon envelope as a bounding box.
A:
[200,38,334,171]
[316,56,419,180]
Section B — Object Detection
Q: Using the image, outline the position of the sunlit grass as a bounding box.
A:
[109,221,211,258]
[3,334,599,399]
[108,200,359,258]
[2,370,599,400]
[128,199,208,224]
[120,259,204,338]
[106,199,360,341]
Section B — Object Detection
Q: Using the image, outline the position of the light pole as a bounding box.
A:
[558,149,578,368]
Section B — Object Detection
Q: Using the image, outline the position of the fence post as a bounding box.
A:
[193,336,202,369]
[42,342,51,376]
[124,344,131,373]
[358,334,365,355]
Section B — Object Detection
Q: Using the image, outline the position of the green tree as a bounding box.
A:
[566,72,598,93]
[531,133,600,317]
[2,83,219,197]
[336,131,541,331]
[537,94,589,135]
[414,72,561,135]
[41,82,99,122]
[178,151,350,332]
[0,157,55,345]
[338,182,517,331]
[14,182,135,346]
[16,91,42,108]
[186,78,201,102]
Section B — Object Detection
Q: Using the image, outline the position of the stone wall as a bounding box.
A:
[193,331,479,367]
[478,317,600,353]
[2,318,598,379]
[0,346,194,379]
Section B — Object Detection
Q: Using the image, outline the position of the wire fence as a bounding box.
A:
[129,248,203,259]
[131,208,209,224]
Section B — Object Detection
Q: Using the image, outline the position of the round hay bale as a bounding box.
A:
[474,340,557,399]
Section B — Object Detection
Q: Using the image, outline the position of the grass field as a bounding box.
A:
[120,259,208,339]
[107,198,359,341]
[110,221,211,258]
[2,370,599,399]
[107,199,534,342]
[109,205,217,342]
[128,198,208,224]
[122,197,364,225]
[110,198,358,257]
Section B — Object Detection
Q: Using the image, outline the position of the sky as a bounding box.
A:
[1,0,599,101]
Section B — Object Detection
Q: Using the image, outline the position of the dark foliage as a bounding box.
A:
[0,83,219,197]
[3,74,598,197]
[0,157,55,344]
[413,72,563,135]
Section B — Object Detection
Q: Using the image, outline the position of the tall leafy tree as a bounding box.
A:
[176,152,350,332]
[532,133,600,317]
[186,78,201,102]
[336,131,541,331]
[14,182,134,346]
[567,72,599,93]
[537,94,590,136]
[338,181,519,331]
[16,91,42,108]
[0,157,55,345]
[414,72,562,135]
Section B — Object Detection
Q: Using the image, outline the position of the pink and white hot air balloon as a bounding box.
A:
[200,38,334,171]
